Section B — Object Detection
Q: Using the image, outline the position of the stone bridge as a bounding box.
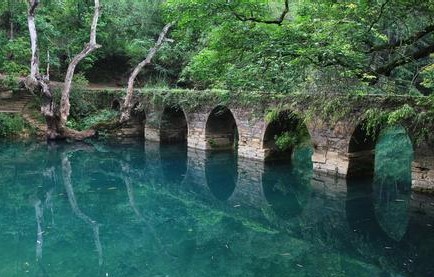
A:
[112,90,434,192]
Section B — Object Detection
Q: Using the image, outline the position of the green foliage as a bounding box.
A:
[0,74,19,90]
[78,109,119,130]
[265,109,280,123]
[375,126,413,184]
[274,131,297,151]
[386,104,416,125]
[0,36,30,75]
[421,63,434,89]
[0,113,26,137]
[274,124,310,151]
[164,0,434,94]
[72,73,90,90]
[0,0,176,84]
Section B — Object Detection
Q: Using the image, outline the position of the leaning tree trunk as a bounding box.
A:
[120,23,173,123]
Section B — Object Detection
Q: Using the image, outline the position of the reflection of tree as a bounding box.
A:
[33,199,43,262]
[62,153,103,267]
[31,163,56,272]
[120,159,174,262]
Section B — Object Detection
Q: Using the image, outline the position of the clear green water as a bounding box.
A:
[0,131,433,277]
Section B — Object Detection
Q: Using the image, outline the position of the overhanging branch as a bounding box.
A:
[230,0,289,25]
[374,42,434,76]
[369,24,434,53]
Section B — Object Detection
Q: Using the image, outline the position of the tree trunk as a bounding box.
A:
[120,23,173,123]
[25,0,101,140]
[27,0,39,80]
[25,0,59,138]
[59,0,101,130]
[10,21,14,40]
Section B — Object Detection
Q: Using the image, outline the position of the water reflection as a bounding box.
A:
[373,126,413,242]
[205,151,237,201]
[160,143,188,185]
[0,139,432,277]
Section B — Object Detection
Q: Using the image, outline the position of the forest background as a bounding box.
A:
[1,0,434,96]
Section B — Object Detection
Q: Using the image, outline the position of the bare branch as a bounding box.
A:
[374,42,434,76]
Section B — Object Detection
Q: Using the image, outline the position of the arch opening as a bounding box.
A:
[347,123,378,178]
[111,100,120,111]
[160,106,188,143]
[347,125,413,242]
[124,102,146,137]
[262,111,311,162]
[205,106,239,151]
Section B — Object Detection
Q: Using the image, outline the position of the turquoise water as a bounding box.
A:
[0,134,433,277]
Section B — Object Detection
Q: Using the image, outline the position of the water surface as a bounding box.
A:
[0,137,433,277]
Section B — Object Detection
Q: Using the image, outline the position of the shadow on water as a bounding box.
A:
[205,150,238,201]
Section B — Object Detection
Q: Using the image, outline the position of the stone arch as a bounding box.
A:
[119,101,146,137]
[262,110,312,162]
[347,122,378,178]
[347,122,413,179]
[205,105,239,151]
[111,99,120,111]
[160,105,188,143]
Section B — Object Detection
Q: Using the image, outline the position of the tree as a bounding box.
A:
[120,22,173,123]
[25,0,102,140]
[164,0,434,95]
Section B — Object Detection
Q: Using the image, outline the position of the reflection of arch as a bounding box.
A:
[347,123,413,179]
[262,111,311,162]
[205,106,239,151]
[160,106,188,143]
[262,147,312,219]
[205,151,237,201]
[346,178,410,243]
[160,143,188,184]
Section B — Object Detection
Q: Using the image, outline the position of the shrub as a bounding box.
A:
[0,114,26,137]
